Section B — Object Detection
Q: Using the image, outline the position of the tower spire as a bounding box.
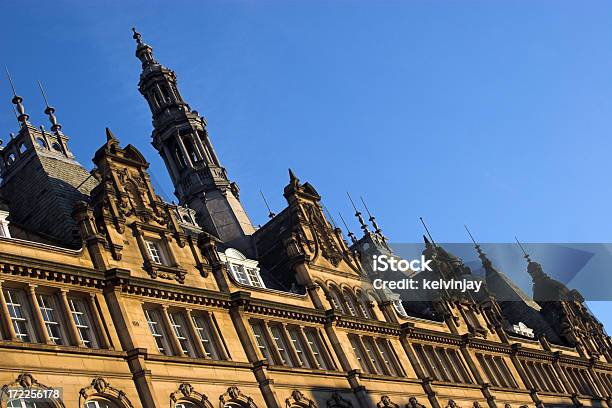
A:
[347,192,369,234]
[37,81,62,134]
[132,27,157,68]
[5,68,29,125]
[133,27,255,255]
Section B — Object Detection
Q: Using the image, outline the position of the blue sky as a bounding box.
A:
[1,1,611,330]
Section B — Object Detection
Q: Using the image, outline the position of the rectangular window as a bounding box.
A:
[192,314,221,359]
[362,337,384,374]
[246,267,264,288]
[251,322,274,364]
[376,339,399,376]
[4,289,34,342]
[349,335,369,373]
[230,264,249,285]
[169,312,195,357]
[145,240,167,265]
[288,326,311,368]
[68,298,98,348]
[270,325,293,366]
[38,294,64,345]
[144,309,171,355]
[304,328,329,370]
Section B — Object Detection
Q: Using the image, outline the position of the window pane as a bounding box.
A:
[362,337,384,374]
[270,325,292,366]
[145,309,171,355]
[288,327,311,368]
[68,298,98,348]
[305,329,328,370]
[349,336,369,373]
[230,264,249,285]
[192,314,221,359]
[169,312,194,356]
[38,294,64,345]
[4,289,33,343]
[251,322,273,364]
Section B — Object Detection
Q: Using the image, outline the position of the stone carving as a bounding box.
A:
[170,382,213,408]
[0,373,65,407]
[377,395,400,408]
[286,389,317,407]
[79,376,133,408]
[219,386,257,408]
[327,392,353,408]
[446,401,460,408]
[406,397,427,408]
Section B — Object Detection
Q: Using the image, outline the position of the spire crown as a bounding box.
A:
[38,81,62,133]
[6,68,29,125]
[131,27,157,67]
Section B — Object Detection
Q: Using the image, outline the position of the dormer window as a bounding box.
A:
[145,240,168,265]
[0,208,11,238]
[219,248,266,289]
[393,299,408,318]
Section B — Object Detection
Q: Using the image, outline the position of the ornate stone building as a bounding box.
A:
[0,28,609,408]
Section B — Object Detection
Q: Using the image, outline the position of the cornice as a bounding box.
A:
[327,310,401,336]
[0,257,103,288]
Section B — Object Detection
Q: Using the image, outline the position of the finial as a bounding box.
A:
[132,27,143,44]
[105,127,118,142]
[515,236,532,262]
[360,196,384,238]
[37,80,62,133]
[464,225,481,251]
[419,217,436,246]
[347,192,369,233]
[259,190,276,219]
[465,225,492,268]
[6,68,29,125]
[339,212,357,244]
[288,168,299,183]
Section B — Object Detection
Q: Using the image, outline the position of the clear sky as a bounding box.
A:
[1,1,611,329]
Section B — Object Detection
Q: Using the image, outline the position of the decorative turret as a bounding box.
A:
[132,27,255,255]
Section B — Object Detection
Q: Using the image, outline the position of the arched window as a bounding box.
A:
[84,400,118,408]
[175,402,198,408]
[343,289,359,317]
[1,373,64,408]
[18,143,26,154]
[328,286,346,314]
[175,146,187,168]
[6,153,16,165]
[170,383,214,408]
[356,291,374,319]
[36,138,47,148]
[184,139,198,163]
[51,142,62,152]
[78,377,132,408]
[393,300,408,318]
[8,400,56,408]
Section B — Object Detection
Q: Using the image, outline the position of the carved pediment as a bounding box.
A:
[326,392,353,408]
[286,390,317,408]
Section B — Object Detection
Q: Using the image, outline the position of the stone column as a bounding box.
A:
[27,285,52,344]
[87,293,111,349]
[59,289,81,346]
[0,282,17,341]
[176,133,194,168]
